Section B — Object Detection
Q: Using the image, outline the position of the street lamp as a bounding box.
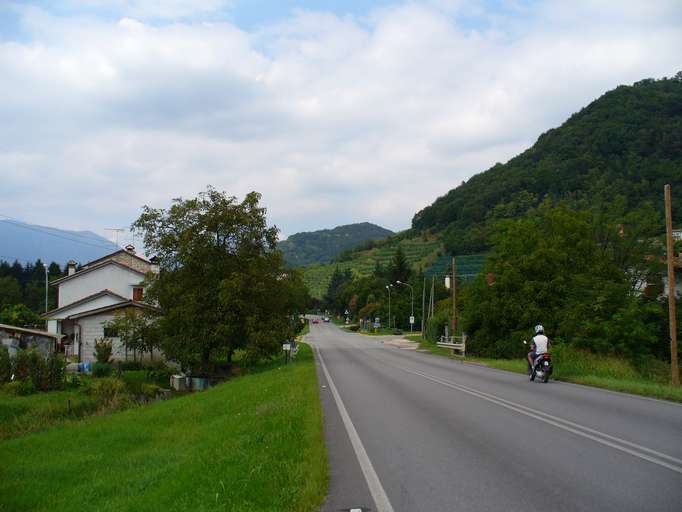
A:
[396,280,414,332]
[42,263,48,314]
[385,284,393,329]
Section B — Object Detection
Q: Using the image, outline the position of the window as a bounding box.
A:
[133,287,144,301]
[103,327,118,338]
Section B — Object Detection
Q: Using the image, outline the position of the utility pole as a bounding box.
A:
[451,256,457,336]
[664,184,679,386]
[385,284,392,330]
[421,277,426,337]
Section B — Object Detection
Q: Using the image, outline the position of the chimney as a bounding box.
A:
[124,244,136,255]
[67,260,77,276]
[149,255,160,274]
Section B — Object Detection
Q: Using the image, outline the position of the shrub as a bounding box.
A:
[138,383,161,400]
[93,338,113,364]
[425,310,450,343]
[147,366,174,388]
[27,350,49,391]
[92,362,113,377]
[46,352,66,390]
[12,349,30,381]
[5,378,35,396]
[117,360,145,371]
[88,378,127,405]
[0,346,11,383]
[349,324,360,332]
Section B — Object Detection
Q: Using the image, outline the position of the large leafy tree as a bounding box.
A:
[132,187,308,374]
[461,202,665,359]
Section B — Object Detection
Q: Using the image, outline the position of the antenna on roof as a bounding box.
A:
[105,228,125,246]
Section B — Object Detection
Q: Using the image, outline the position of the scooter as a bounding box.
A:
[523,340,553,383]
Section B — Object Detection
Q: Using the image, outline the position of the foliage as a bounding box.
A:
[425,308,451,343]
[93,338,113,364]
[12,349,30,381]
[0,259,62,313]
[88,377,127,406]
[0,344,327,512]
[103,308,158,358]
[0,304,42,328]
[27,350,48,391]
[388,245,412,283]
[45,353,66,390]
[412,75,682,254]
[278,222,393,266]
[4,379,35,396]
[92,362,113,377]
[0,346,10,383]
[132,187,310,374]
[461,203,666,360]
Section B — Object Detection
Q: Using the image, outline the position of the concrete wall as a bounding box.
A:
[59,264,144,308]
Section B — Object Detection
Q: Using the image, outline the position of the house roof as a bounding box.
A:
[82,248,150,269]
[66,300,158,320]
[51,260,146,286]
[42,289,129,318]
[0,323,64,340]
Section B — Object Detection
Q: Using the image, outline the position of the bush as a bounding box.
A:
[5,378,35,396]
[27,350,49,391]
[94,338,113,364]
[349,324,360,332]
[147,366,174,388]
[46,352,66,390]
[117,360,145,371]
[0,346,11,383]
[88,378,127,405]
[12,349,30,381]
[92,362,113,377]
[425,309,450,343]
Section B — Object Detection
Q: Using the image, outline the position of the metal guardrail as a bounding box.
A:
[437,333,467,357]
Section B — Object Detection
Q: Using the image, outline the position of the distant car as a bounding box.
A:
[323,317,330,323]
[312,319,320,324]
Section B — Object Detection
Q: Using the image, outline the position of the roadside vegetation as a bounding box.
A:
[407,335,682,402]
[0,343,327,512]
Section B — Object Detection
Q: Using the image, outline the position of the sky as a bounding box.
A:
[1,0,681,245]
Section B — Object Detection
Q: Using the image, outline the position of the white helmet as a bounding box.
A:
[534,324,544,335]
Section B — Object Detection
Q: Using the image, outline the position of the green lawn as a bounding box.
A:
[0,343,327,512]
[406,335,682,403]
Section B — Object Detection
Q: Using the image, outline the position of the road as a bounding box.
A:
[307,320,682,512]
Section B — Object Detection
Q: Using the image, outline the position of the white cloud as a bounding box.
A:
[0,1,680,240]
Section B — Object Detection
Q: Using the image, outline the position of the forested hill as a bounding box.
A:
[279,222,394,266]
[412,74,682,254]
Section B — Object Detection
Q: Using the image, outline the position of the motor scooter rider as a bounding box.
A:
[527,324,550,374]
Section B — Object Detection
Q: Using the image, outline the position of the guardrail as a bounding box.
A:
[437,333,467,357]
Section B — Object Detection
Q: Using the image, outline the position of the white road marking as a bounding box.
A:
[396,364,682,475]
[314,345,395,512]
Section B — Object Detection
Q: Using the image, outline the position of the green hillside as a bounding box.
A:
[412,74,682,254]
[279,222,394,266]
[303,236,443,299]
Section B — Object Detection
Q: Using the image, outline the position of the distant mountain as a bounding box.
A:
[412,74,682,254]
[279,222,394,266]
[0,219,120,266]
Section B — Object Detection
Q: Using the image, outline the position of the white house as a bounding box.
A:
[44,245,158,363]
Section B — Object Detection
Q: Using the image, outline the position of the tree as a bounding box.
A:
[388,246,411,284]
[103,307,159,361]
[0,304,41,327]
[132,187,308,374]
[0,276,22,307]
[461,203,665,359]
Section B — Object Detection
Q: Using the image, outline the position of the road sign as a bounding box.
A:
[282,343,291,351]
[409,316,415,324]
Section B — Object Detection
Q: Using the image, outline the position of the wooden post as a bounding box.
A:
[664,184,679,386]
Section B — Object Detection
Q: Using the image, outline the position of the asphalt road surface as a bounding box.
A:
[307,320,682,512]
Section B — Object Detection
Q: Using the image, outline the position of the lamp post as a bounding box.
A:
[385,284,392,329]
[42,263,48,314]
[396,280,414,332]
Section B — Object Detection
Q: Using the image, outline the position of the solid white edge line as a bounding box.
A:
[314,345,395,512]
[401,366,682,475]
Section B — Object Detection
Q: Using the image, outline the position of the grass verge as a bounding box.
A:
[406,335,682,403]
[0,343,327,512]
